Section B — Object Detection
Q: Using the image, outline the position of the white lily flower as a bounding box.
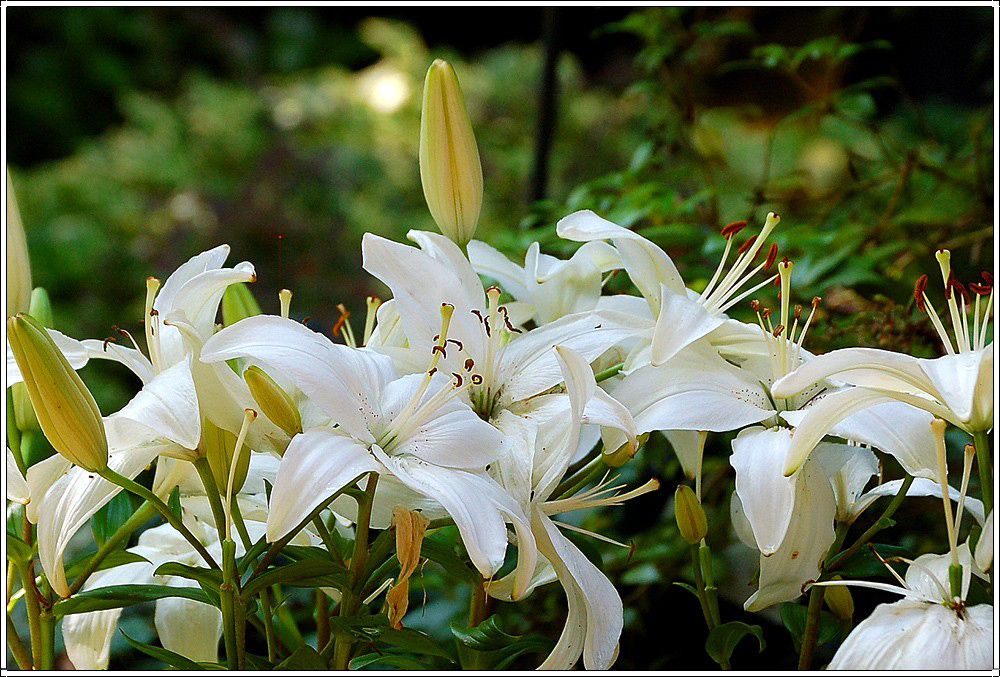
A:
[557,210,782,366]
[467,238,622,324]
[820,545,993,669]
[6,447,30,504]
[772,249,993,439]
[200,312,538,590]
[486,347,650,669]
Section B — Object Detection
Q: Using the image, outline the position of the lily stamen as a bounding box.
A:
[363,295,381,346]
[279,289,293,319]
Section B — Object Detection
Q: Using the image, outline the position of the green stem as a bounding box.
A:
[332,472,379,671]
[797,586,825,670]
[551,456,605,500]
[258,587,279,663]
[193,456,228,536]
[690,544,729,670]
[973,430,992,516]
[39,611,55,670]
[316,590,331,652]
[6,612,32,669]
[69,501,156,595]
[220,539,239,670]
[6,390,26,475]
[827,475,914,573]
[12,557,43,668]
[312,516,339,558]
[98,467,220,571]
[468,576,490,627]
[594,362,624,383]
[699,544,722,628]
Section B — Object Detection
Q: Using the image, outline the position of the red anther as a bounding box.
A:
[772,324,785,338]
[946,271,970,304]
[982,271,993,286]
[914,274,929,313]
[302,316,311,326]
[764,243,779,270]
[772,273,781,286]
[721,220,748,239]
[811,296,822,309]
[332,308,350,338]
[761,307,772,320]
[464,358,475,371]
[737,234,758,256]
[750,299,761,312]
[969,282,992,296]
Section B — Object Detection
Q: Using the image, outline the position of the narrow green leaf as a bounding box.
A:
[705,621,765,665]
[6,533,34,563]
[379,627,453,659]
[672,581,700,599]
[64,549,148,580]
[421,536,479,583]
[53,584,214,617]
[154,562,224,593]
[92,491,140,547]
[167,486,183,522]
[119,629,205,670]
[242,559,351,599]
[780,603,841,649]
[350,652,428,670]
[451,616,519,651]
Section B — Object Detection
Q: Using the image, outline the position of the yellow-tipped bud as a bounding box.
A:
[12,289,54,432]
[674,485,708,544]
[824,580,854,620]
[7,313,107,472]
[244,366,302,438]
[221,282,261,327]
[6,169,32,317]
[419,59,483,246]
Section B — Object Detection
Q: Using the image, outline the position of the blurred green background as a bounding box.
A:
[6,6,994,670]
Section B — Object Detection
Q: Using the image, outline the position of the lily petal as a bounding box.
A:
[850,478,986,526]
[106,357,202,451]
[731,427,798,556]
[650,285,726,367]
[974,510,992,572]
[265,429,380,542]
[80,339,155,385]
[6,448,29,504]
[155,588,223,664]
[6,328,89,387]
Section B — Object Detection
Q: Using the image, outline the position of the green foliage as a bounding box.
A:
[705,621,766,666]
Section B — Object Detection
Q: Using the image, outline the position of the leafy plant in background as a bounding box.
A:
[5,7,994,671]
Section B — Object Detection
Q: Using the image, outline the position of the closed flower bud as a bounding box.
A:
[221,282,261,327]
[6,169,32,317]
[202,418,244,494]
[824,580,854,620]
[674,485,708,544]
[419,59,483,246]
[244,366,302,438]
[7,313,107,472]
[12,288,55,432]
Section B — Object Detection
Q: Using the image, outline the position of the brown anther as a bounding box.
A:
[969,282,992,296]
[982,271,993,286]
[811,296,822,309]
[447,338,464,350]
[149,308,159,317]
[794,304,803,320]
[750,299,761,312]
[302,316,311,326]
[332,305,350,338]
[737,234,758,256]
[432,345,447,357]
[486,285,502,295]
[764,243,779,270]
[483,317,492,338]
[470,374,484,385]
[772,324,785,338]
[761,307,772,321]
[499,306,522,333]
[102,337,118,351]
[913,274,928,313]
[721,220,748,239]
[452,373,463,387]
[464,358,475,372]
[470,309,484,322]
[772,273,781,286]
[427,367,437,376]
[946,272,970,304]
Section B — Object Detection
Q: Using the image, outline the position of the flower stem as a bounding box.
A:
[194,456,228,536]
[332,472,379,671]
[316,590,331,652]
[690,543,729,670]
[98,467,220,570]
[220,539,240,670]
[39,610,55,670]
[468,575,490,627]
[12,557,43,668]
[69,500,157,595]
[258,587,279,663]
[551,455,605,500]
[797,586,825,670]
[6,615,32,669]
[973,430,992,516]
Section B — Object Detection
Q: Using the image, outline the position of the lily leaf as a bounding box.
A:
[119,629,206,670]
[53,584,214,617]
[242,559,351,599]
[705,621,765,666]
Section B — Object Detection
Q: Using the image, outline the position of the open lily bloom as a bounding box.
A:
[362,231,639,421]
[200,313,538,593]
[487,347,650,669]
[772,249,993,444]
[821,545,993,669]
[6,447,30,504]
[557,210,782,366]
[467,238,622,324]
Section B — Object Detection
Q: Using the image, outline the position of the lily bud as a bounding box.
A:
[203,418,243,494]
[6,169,32,316]
[221,282,261,327]
[12,288,55,432]
[824,580,854,620]
[7,313,107,472]
[244,366,302,438]
[419,59,483,246]
[674,485,708,544]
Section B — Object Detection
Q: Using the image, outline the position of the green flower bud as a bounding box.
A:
[202,418,248,495]
[7,313,107,472]
[221,282,261,327]
[244,366,302,438]
[419,59,483,246]
[12,289,55,433]
[824,580,854,620]
[6,169,32,317]
[674,485,708,544]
